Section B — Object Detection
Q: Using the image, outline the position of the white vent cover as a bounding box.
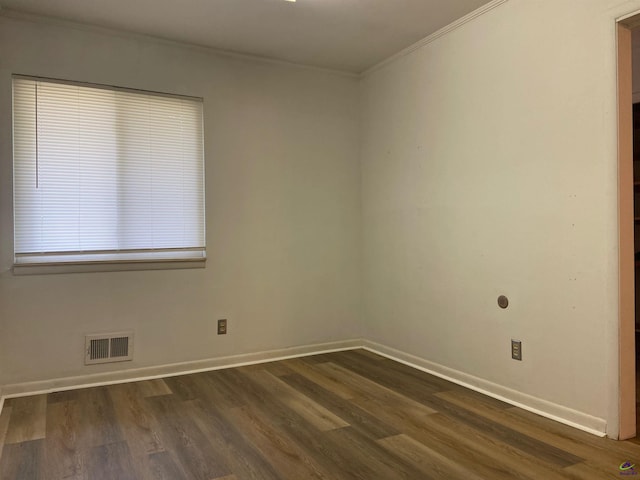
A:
[85,331,134,365]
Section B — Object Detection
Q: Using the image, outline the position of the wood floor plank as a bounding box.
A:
[46,390,79,405]
[416,413,584,480]
[278,372,398,439]
[348,348,385,362]
[321,426,429,480]
[243,369,350,432]
[137,379,172,398]
[299,353,334,364]
[403,411,538,479]
[435,389,627,467]
[146,451,189,480]
[3,349,640,480]
[329,350,446,396]
[224,404,333,480]
[280,358,358,399]
[4,396,47,444]
[109,382,165,455]
[0,439,44,480]
[422,394,583,468]
[239,361,295,377]
[186,399,282,480]
[330,354,583,469]
[339,351,493,401]
[508,406,640,458]
[145,394,231,480]
[430,382,511,411]
[377,433,486,480]
[315,362,438,419]
[216,369,376,479]
[563,461,627,480]
[231,395,351,478]
[395,414,543,480]
[108,382,167,479]
[350,392,436,436]
[162,376,200,401]
[183,372,242,411]
[43,400,85,480]
[369,356,465,393]
[210,367,285,417]
[76,386,123,448]
[87,441,137,480]
[0,407,12,462]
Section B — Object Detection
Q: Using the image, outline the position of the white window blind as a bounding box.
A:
[12,76,205,269]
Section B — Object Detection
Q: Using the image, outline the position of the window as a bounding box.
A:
[12,76,205,273]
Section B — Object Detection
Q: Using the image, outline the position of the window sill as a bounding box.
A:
[12,258,206,275]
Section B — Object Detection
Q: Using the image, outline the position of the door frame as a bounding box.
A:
[617,20,636,441]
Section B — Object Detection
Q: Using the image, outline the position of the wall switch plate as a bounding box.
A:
[217,319,227,335]
[511,339,522,361]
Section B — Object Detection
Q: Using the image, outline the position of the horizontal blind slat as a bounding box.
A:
[13,77,205,260]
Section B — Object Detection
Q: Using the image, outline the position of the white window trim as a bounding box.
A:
[12,258,206,276]
[12,75,207,275]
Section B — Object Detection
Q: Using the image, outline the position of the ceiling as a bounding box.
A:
[0,0,494,73]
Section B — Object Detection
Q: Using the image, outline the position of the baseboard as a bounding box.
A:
[362,340,607,437]
[0,339,364,406]
[0,338,609,438]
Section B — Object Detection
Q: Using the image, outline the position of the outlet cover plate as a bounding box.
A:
[217,319,227,335]
[511,339,522,361]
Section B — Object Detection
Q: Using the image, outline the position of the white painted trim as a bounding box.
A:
[0,8,358,79]
[0,2,509,79]
[362,340,608,437]
[0,339,363,402]
[13,258,206,275]
[617,9,640,25]
[362,0,509,77]
[0,338,608,438]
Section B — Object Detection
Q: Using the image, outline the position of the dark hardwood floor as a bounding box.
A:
[0,349,637,479]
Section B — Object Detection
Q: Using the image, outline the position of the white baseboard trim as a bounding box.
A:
[0,339,363,404]
[0,338,608,438]
[362,340,607,437]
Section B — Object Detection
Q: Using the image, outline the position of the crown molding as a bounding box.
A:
[362,0,509,77]
[0,8,359,79]
[0,2,510,79]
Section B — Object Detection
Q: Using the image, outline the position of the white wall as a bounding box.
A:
[0,15,362,386]
[360,0,640,436]
[3,0,640,438]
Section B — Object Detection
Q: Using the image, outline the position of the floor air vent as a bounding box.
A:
[85,331,134,365]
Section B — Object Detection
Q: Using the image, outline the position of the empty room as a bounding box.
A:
[2,0,640,478]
